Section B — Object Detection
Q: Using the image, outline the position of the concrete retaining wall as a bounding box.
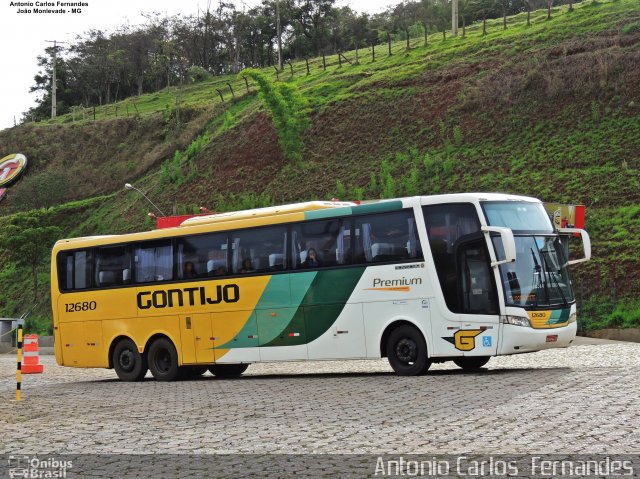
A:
[579,328,640,343]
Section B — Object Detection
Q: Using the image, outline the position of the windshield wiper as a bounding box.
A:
[530,248,549,306]
[540,250,569,308]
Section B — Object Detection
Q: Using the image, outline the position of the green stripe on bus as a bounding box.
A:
[351,201,403,215]
[262,267,366,347]
[215,272,317,349]
[254,272,316,345]
[549,308,571,324]
[304,207,353,221]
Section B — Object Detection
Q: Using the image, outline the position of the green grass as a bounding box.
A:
[39,0,637,126]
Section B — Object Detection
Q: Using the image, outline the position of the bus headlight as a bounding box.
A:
[501,315,531,327]
[568,312,577,323]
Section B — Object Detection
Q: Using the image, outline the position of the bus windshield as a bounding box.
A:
[482,201,553,234]
[483,201,574,308]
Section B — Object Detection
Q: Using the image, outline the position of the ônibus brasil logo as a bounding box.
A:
[0,153,28,187]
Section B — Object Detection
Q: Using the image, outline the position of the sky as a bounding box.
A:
[0,0,391,131]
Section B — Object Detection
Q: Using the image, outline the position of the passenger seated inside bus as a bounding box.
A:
[206,258,227,276]
[302,248,322,268]
[184,261,198,279]
[240,258,254,273]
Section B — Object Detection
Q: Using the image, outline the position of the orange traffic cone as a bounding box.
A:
[22,334,44,374]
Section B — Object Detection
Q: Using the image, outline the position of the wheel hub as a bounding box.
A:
[119,350,135,372]
[156,350,171,373]
[396,338,417,363]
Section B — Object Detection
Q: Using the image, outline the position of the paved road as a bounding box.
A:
[1,340,639,458]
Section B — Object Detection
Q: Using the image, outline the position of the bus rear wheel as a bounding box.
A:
[453,357,490,371]
[386,325,431,376]
[209,364,249,378]
[148,337,180,381]
[113,338,147,382]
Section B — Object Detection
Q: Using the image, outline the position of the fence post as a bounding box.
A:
[16,323,23,401]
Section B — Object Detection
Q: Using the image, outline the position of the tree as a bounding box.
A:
[0,215,62,303]
[469,0,498,35]
[433,0,451,40]
[419,0,433,46]
[291,0,336,56]
[10,171,69,210]
[498,0,513,29]
[346,13,370,64]
[393,1,418,50]
[459,0,473,36]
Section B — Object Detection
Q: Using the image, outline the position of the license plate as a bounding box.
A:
[546,335,558,343]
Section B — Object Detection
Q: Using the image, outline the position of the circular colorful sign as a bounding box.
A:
[0,153,28,187]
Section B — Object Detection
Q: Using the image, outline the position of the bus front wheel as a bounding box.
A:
[386,325,431,376]
[113,338,148,382]
[148,337,180,381]
[209,363,249,378]
[453,357,490,371]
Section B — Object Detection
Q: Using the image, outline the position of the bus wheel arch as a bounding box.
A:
[381,320,431,376]
[146,335,181,382]
[111,336,148,382]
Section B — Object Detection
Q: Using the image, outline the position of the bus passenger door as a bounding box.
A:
[179,314,214,364]
[455,237,500,357]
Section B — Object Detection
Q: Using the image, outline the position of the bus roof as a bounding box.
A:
[52,194,542,250]
[180,200,358,227]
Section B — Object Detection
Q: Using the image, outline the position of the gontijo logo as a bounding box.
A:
[0,153,28,187]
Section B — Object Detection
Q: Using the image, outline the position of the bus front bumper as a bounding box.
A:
[499,322,577,355]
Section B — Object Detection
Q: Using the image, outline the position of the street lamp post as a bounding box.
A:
[124,183,166,217]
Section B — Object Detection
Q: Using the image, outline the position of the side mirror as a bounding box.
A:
[481,226,516,267]
[557,228,591,265]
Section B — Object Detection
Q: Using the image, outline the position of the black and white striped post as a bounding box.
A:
[16,323,23,401]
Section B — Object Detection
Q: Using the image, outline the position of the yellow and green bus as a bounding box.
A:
[51,194,590,381]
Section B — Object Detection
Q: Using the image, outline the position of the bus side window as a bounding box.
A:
[58,250,93,291]
[177,233,228,279]
[291,219,342,269]
[134,241,173,283]
[355,210,422,264]
[95,246,131,287]
[231,225,287,274]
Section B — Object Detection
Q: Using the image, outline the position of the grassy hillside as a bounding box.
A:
[1,0,639,333]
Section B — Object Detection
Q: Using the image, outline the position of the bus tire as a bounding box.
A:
[112,338,148,382]
[148,337,180,381]
[209,363,249,378]
[179,365,208,379]
[386,325,431,376]
[453,356,490,371]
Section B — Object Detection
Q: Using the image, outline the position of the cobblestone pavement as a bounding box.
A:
[1,341,639,457]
